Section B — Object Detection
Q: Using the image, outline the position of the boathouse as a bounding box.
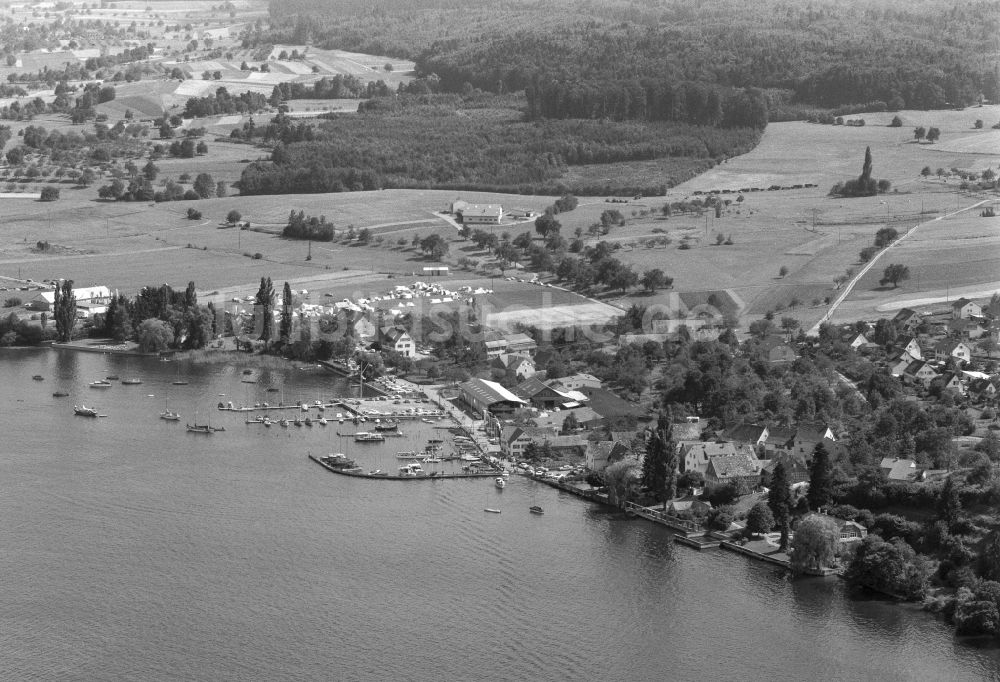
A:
[458,377,526,417]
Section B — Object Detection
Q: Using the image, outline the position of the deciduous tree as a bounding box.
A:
[790,513,840,573]
[880,263,910,288]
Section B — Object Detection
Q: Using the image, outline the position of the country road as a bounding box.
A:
[807,197,991,335]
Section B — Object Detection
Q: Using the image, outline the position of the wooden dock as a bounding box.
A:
[309,455,501,480]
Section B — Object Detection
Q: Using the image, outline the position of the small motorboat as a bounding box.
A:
[121,378,142,385]
[52,391,69,398]
[74,404,99,417]
[279,418,289,427]
[529,506,544,515]
[105,375,120,381]
[32,375,44,381]
[89,380,113,388]
[318,417,328,425]
[484,508,501,514]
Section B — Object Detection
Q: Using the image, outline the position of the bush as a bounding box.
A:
[3,297,22,307]
[187,208,202,220]
[252,252,263,260]
[183,189,199,200]
[39,186,60,201]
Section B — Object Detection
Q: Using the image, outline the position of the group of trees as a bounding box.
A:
[282,210,334,241]
[183,87,269,118]
[237,95,760,197]
[831,147,890,197]
[98,282,216,352]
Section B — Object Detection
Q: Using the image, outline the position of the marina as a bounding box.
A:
[310,454,500,480]
[0,348,994,681]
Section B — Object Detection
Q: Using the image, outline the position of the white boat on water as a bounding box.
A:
[398,463,424,476]
[74,404,99,417]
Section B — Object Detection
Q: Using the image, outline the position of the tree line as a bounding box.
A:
[526,78,768,129]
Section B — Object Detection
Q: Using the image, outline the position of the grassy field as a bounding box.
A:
[1,86,998,333]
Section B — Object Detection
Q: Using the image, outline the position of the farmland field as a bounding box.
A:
[1,77,998,333]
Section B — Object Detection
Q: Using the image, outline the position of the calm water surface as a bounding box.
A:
[1,349,999,681]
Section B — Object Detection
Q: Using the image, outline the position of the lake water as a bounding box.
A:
[2,349,999,681]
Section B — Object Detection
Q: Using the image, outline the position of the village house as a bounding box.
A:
[491,353,536,381]
[704,453,761,493]
[502,332,538,357]
[951,298,983,320]
[501,425,555,458]
[886,349,920,376]
[894,335,923,360]
[756,336,797,364]
[788,423,839,457]
[585,440,636,471]
[934,338,972,365]
[832,518,869,544]
[761,451,811,485]
[723,424,770,450]
[533,406,602,433]
[936,371,966,395]
[892,308,922,334]
[476,332,507,359]
[968,378,998,401]
[679,441,754,474]
[551,373,602,391]
[543,434,588,459]
[903,360,939,384]
[377,326,415,357]
[880,457,924,482]
[947,318,987,340]
[847,332,872,349]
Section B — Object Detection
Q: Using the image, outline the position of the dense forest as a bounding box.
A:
[238,94,761,196]
[266,0,1000,111]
